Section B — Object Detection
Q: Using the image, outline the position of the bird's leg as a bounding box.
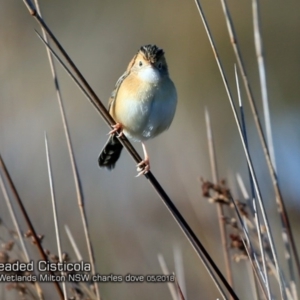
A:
[108,123,123,137]
[136,142,150,176]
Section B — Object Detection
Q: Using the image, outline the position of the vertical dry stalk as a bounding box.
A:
[220,0,300,283]
[44,133,68,300]
[0,172,44,299]
[0,154,64,299]
[158,254,178,300]
[227,191,268,299]
[65,225,83,261]
[0,175,29,263]
[32,1,101,299]
[173,246,187,299]
[234,67,271,298]
[205,108,233,293]
[252,2,298,298]
[251,0,276,171]
[236,174,260,300]
[174,273,186,300]
[193,1,285,298]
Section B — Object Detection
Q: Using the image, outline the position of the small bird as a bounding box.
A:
[98,44,177,176]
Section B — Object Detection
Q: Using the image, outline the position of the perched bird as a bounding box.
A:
[98,44,177,176]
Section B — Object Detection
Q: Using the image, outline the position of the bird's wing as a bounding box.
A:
[108,70,129,111]
[108,53,139,111]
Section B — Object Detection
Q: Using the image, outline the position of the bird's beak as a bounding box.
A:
[149,62,158,70]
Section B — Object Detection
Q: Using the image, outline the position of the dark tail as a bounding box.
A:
[98,135,123,170]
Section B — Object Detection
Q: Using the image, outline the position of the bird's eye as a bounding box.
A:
[139,61,143,67]
[158,62,162,70]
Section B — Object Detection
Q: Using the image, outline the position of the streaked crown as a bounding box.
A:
[139,45,165,64]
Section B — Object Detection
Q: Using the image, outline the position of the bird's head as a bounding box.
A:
[129,44,169,83]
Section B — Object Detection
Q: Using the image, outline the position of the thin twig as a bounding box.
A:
[174,272,186,300]
[21,2,239,298]
[44,133,68,300]
[65,225,83,261]
[205,107,234,294]
[173,246,187,299]
[234,66,271,298]
[64,223,96,299]
[0,154,64,299]
[252,3,298,298]
[32,1,101,298]
[0,173,44,300]
[219,0,300,283]
[158,254,178,300]
[193,1,285,298]
[0,176,29,263]
[235,66,255,215]
[252,0,276,171]
[236,174,260,300]
[237,175,294,300]
[246,257,259,300]
[227,189,268,299]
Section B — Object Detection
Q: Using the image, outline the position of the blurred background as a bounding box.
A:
[0,0,300,299]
